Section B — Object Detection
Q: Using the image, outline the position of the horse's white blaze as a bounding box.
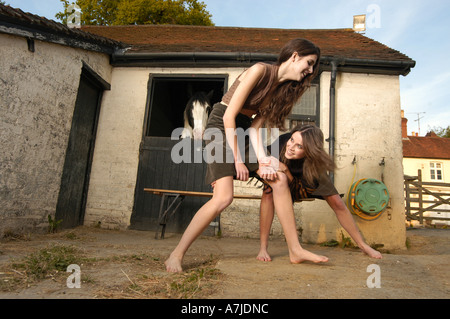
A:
[191,100,209,140]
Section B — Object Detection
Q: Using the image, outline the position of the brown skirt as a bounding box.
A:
[204,103,260,185]
[289,173,339,202]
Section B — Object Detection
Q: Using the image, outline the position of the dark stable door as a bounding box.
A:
[55,72,102,229]
[130,137,212,233]
[130,76,225,234]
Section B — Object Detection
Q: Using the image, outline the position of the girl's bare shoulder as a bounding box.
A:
[239,63,266,83]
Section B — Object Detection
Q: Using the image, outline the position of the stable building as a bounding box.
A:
[0,4,416,250]
[0,4,123,233]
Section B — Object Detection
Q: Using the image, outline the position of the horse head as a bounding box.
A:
[181,90,213,139]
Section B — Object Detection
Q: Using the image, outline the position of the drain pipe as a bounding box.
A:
[329,60,338,184]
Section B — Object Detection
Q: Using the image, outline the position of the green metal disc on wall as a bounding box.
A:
[354,178,389,215]
[347,178,389,220]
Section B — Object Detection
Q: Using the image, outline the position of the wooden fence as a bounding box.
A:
[404,169,450,225]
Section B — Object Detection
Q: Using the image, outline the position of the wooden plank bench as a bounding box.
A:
[144,187,314,239]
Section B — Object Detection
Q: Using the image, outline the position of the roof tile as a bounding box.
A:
[1,3,414,64]
[81,24,413,62]
[403,136,450,159]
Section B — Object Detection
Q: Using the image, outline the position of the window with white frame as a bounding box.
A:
[285,81,320,131]
[430,162,443,181]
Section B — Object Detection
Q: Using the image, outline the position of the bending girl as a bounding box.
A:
[256,125,382,262]
[165,38,328,273]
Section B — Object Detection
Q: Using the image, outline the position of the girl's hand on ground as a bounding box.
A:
[360,244,382,259]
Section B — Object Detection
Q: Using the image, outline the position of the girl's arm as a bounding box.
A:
[223,64,265,181]
[249,115,278,181]
[325,194,382,259]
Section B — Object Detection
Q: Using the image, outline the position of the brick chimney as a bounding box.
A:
[401,110,408,138]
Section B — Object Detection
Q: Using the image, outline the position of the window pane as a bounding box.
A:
[291,85,317,116]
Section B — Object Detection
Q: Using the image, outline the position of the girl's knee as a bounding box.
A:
[261,189,273,202]
[212,194,233,211]
[210,176,234,211]
[268,173,289,191]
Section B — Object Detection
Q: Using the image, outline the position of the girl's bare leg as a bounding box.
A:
[257,189,275,261]
[164,176,234,272]
[266,173,328,264]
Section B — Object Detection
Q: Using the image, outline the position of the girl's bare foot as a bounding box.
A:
[256,248,272,262]
[290,248,329,264]
[164,254,183,273]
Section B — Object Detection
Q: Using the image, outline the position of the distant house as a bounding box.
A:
[402,112,450,183]
[402,113,450,225]
[1,4,416,250]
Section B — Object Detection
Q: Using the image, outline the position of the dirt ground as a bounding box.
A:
[0,226,448,299]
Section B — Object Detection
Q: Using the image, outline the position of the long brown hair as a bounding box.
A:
[280,124,335,186]
[259,38,321,129]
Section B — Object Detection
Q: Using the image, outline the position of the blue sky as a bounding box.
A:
[6,0,450,136]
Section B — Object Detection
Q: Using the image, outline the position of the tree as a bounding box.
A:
[56,0,214,26]
[429,126,450,138]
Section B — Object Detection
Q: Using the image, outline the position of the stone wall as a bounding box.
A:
[0,33,112,236]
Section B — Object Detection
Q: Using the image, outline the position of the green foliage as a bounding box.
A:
[56,0,214,26]
[429,125,450,138]
[320,239,339,247]
[320,232,356,249]
[16,245,79,280]
[339,232,355,249]
[47,214,63,233]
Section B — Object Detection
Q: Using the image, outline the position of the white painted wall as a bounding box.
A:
[314,72,405,250]
[403,158,450,183]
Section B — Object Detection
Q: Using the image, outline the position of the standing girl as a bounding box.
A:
[165,38,328,273]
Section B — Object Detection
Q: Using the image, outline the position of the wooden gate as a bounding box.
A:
[404,169,450,225]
